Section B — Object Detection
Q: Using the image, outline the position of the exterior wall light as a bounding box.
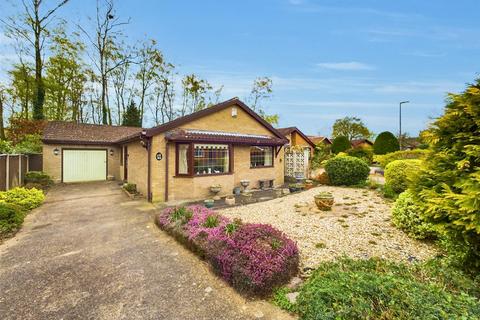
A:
[109,149,114,156]
[53,148,60,156]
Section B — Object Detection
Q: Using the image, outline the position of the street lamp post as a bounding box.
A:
[399,100,410,149]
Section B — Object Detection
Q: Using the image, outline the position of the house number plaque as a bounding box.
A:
[156,152,163,161]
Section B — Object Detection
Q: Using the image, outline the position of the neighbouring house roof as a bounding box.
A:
[307,135,333,145]
[351,139,374,148]
[42,121,143,145]
[144,98,287,142]
[165,129,286,146]
[277,127,316,149]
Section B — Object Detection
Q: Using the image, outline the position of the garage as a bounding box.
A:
[62,149,107,183]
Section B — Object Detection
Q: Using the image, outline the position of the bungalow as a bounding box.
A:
[350,139,373,149]
[307,135,333,145]
[277,127,316,179]
[42,98,288,202]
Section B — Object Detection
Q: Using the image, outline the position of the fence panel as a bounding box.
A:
[28,154,43,172]
[0,154,41,191]
[0,155,6,191]
[8,155,20,189]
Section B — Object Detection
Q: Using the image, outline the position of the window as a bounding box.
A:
[250,146,273,168]
[176,143,231,176]
[194,144,229,175]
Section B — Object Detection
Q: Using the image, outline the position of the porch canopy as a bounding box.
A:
[164,129,287,146]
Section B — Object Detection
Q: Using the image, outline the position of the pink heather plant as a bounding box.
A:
[156,205,299,296]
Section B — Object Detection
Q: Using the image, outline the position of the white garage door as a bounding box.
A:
[63,149,107,183]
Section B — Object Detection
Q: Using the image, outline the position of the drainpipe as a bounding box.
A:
[165,141,169,202]
[141,130,153,202]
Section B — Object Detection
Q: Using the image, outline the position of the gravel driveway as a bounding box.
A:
[220,186,437,271]
[0,182,291,320]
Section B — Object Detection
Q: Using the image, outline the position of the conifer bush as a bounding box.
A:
[373,131,400,155]
[331,136,351,154]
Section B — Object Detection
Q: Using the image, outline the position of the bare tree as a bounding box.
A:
[148,62,176,125]
[79,0,130,124]
[1,0,70,120]
[0,87,6,140]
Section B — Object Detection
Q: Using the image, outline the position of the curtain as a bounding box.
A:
[178,144,189,174]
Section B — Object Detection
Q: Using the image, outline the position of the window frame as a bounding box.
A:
[250,145,274,169]
[175,142,234,177]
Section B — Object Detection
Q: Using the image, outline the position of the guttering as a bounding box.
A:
[140,130,153,202]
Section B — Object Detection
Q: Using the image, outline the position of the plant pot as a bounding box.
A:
[282,188,290,195]
[314,193,334,211]
[225,196,235,206]
[210,185,222,200]
[274,188,283,197]
[233,187,242,196]
[204,199,215,208]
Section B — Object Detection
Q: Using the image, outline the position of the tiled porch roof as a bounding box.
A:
[164,129,288,146]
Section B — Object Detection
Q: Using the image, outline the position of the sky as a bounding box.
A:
[1,0,479,136]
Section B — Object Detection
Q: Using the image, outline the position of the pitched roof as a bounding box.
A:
[351,139,373,148]
[42,121,143,145]
[277,126,316,148]
[307,135,333,145]
[145,98,287,141]
[165,129,286,146]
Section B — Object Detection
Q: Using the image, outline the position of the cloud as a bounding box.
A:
[315,62,374,71]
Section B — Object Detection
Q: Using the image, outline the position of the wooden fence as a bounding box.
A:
[0,154,42,191]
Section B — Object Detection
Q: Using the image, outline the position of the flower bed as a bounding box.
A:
[156,205,299,296]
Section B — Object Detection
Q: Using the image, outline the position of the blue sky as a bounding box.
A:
[1,0,479,136]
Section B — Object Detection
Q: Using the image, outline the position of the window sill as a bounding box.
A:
[250,165,274,169]
[174,172,233,178]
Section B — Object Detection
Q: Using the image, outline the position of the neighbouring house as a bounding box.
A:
[277,127,316,179]
[307,135,332,145]
[350,139,373,149]
[42,98,288,202]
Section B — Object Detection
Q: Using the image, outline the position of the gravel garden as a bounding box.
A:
[219,185,437,271]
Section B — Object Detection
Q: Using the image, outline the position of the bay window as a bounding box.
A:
[176,143,231,176]
[250,146,273,168]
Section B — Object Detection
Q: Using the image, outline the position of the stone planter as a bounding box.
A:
[204,199,215,208]
[314,192,334,211]
[210,185,222,200]
[225,196,235,206]
[282,188,290,195]
[274,188,283,197]
[304,179,314,190]
[240,191,254,204]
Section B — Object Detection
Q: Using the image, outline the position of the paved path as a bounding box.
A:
[0,182,291,320]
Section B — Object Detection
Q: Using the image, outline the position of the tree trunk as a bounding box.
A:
[33,1,44,120]
[0,93,5,140]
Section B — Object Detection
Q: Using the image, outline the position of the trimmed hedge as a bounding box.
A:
[156,205,299,296]
[324,156,370,186]
[373,131,400,155]
[373,149,428,168]
[392,190,436,239]
[0,187,45,211]
[331,136,351,154]
[384,159,422,193]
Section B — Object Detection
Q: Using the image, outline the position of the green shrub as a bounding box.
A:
[346,146,373,164]
[0,187,45,211]
[373,149,428,168]
[0,203,25,236]
[411,80,480,272]
[293,258,480,320]
[384,159,422,193]
[392,190,436,239]
[373,131,400,155]
[0,140,13,153]
[324,156,370,186]
[24,171,52,187]
[311,143,332,169]
[13,134,42,154]
[123,183,137,193]
[331,136,351,154]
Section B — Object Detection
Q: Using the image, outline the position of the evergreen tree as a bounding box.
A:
[331,136,351,154]
[373,131,400,155]
[122,101,142,127]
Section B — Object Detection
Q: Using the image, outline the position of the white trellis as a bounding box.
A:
[284,146,309,178]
